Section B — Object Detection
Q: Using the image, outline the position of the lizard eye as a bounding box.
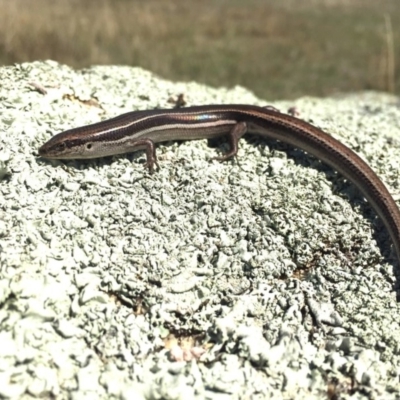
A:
[86,143,93,150]
[55,142,66,152]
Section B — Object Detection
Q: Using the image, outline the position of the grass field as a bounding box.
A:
[0,0,398,100]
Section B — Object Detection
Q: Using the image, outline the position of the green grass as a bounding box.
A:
[0,0,399,100]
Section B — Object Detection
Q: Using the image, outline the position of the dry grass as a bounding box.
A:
[0,0,398,99]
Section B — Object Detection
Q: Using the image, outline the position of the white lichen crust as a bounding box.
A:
[1,61,400,399]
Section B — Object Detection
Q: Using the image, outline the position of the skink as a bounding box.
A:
[38,104,400,264]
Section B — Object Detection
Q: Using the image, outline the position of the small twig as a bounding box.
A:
[28,81,48,95]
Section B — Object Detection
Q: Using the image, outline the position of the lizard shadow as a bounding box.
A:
[240,134,400,297]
